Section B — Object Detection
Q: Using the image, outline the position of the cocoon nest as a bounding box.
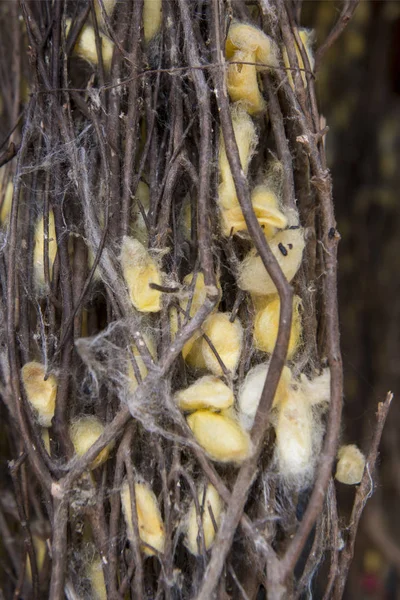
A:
[226,49,266,114]
[201,312,243,376]
[33,210,58,292]
[69,416,112,470]
[225,22,279,68]
[21,362,57,427]
[238,227,305,295]
[253,294,303,359]
[131,181,150,246]
[221,185,288,237]
[143,0,162,43]
[282,28,315,89]
[335,444,366,485]
[120,236,162,313]
[185,484,223,555]
[175,375,234,412]
[218,106,258,210]
[187,410,251,463]
[87,558,106,600]
[238,362,292,430]
[121,479,165,556]
[127,333,156,391]
[66,18,114,71]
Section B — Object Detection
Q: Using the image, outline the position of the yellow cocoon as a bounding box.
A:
[143,0,162,43]
[185,484,223,555]
[253,294,302,359]
[226,49,265,115]
[26,535,47,582]
[221,185,287,237]
[282,28,314,89]
[66,18,114,71]
[127,333,156,391]
[238,228,305,295]
[0,179,13,224]
[69,416,111,470]
[121,480,165,556]
[335,444,366,485]
[120,236,162,313]
[87,558,107,600]
[33,210,57,291]
[183,334,208,370]
[238,362,291,430]
[274,389,315,485]
[182,271,213,317]
[202,313,243,376]
[225,22,278,68]
[219,107,258,210]
[131,181,150,246]
[187,410,251,463]
[21,362,57,427]
[175,375,234,412]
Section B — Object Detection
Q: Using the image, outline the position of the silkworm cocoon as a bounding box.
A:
[87,558,106,600]
[226,49,266,115]
[335,444,366,485]
[21,362,57,427]
[202,313,243,376]
[253,294,302,359]
[183,334,208,370]
[274,389,317,486]
[219,107,258,210]
[26,535,47,582]
[69,416,112,470]
[182,272,210,317]
[238,228,305,295]
[127,333,156,391]
[131,181,150,246]
[33,210,57,291]
[225,22,279,68]
[120,236,162,313]
[221,185,287,237]
[175,375,234,412]
[185,484,223,555]
[299,368,331,406]
[238,362,292,430]
[121,480,165,555]
[66,19,114,71]
[143,0,162,43]
[0,179,13,224]
[41,427,51,454]
[187,410,251,463]
[282,28,314,89]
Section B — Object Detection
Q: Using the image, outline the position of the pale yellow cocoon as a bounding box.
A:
[69,416,111,470]
[221,186,287,237]
[182,272,210,317]
[202,313,243,376]
[219,107,258,210]
[282,28,314,89]
[175,375,234,412]
[21,362,57,427]
[66,18,114,71]
[131,181,150,245]
[185,484,223,555]
[187,410,251,463]
[238,228,305,295]
[253,294,302,359]
[87,558,107,600]
[335,444,366,485]
[225,22,279,68]
[238,362,292,430]
[0,180,13,224]
[226,49,265,115]
[143,0,162,43]
[183,334,208,370]
[121,480,165,556]
[120,236,162,313]
[127,333,156,391]
[33,210,57,291]
[299,368,331,406]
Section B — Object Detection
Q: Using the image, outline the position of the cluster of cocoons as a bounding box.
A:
[21,361,57,427]
[335,444,366,485]
[121,479,165,556]
[225,22,278,115]
[282,28,314,89]
[120,236,162,313]
[69,416,112,470]
[185,484,223,555]
[33,210,57,292]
